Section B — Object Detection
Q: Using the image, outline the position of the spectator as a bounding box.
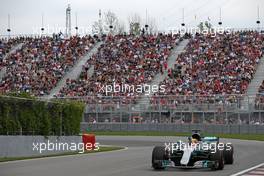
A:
[0,35,97,96]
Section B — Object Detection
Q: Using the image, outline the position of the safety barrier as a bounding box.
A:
[81,123,264,134]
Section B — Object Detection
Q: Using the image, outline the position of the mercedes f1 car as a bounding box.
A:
[152,130,234,170]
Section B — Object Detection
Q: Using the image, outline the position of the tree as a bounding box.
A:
[147,17,158,34]
[92,21,103,35]
[104,10,119,34]
[116,20,126,35]
[92,10,124,35]
[197,22,204,32]
[128,13,142,35]
[204,21,212,30]
[197,21,213,33]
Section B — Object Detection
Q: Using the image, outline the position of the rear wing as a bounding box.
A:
[202,137,219,143]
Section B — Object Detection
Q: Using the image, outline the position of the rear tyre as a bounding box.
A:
[152,146,165,170]
[210,149,224,170]
[224,144,234,164]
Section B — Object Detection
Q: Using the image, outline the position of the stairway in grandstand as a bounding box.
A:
[133,39,189,111]
[0,43,24,81]
[44,41,103,99]
[241,56,264,110]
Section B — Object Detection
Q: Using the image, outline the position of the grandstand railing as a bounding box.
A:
[56,94,259,109]
[55,94,264,124]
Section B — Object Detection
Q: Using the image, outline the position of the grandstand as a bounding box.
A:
[1,32,264,125]
[1,6,264,126]
[0,35,97,96]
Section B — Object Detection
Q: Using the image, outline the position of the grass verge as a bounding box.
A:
[91,131,264,141]
[0,146,124,163]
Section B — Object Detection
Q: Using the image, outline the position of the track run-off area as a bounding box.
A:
[0,136,263,176]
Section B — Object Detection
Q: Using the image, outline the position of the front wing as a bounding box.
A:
[153,159,216,169]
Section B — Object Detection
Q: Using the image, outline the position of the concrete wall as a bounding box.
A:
[0,136,82,158]
[81,123,264,134]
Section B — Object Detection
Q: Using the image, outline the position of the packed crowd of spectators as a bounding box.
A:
[57,34,179,104]
[1,31,264,110]
[152,31,264,106]
[0,37,26,68]
[0,35,97,96]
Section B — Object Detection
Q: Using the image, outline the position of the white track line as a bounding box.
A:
[230,163,264,176]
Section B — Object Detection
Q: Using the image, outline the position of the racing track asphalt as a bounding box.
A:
[0,136,263,176]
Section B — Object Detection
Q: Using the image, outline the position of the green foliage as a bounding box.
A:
[4,92,35,99]
[0,96,85,136]
[197,21,213,32]
[129,22,141,35]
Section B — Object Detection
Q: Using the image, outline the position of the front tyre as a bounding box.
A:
[152,146,165,170]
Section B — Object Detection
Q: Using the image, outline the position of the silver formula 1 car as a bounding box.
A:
[152,130,234,171]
